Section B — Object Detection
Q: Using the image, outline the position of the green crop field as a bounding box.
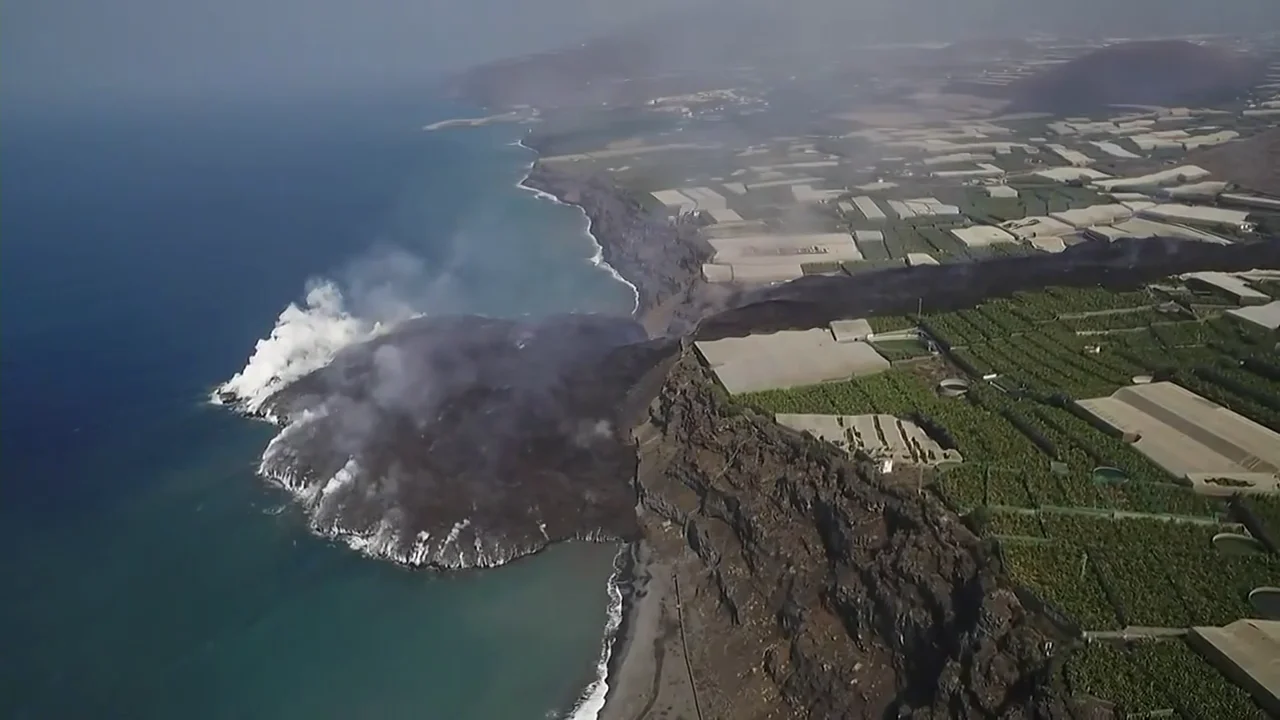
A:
[731,279,1278,715]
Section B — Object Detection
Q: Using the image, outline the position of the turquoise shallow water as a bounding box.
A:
[1,96,633,718]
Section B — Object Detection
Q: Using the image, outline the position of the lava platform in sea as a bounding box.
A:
[256,313,678,568]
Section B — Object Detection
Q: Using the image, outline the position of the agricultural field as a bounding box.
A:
[800,261,842,276]
[1030,512,1280,630]
[1064,639,1263,719]
[913,286,1280,438]
[1065,641,1176,715]
[866,315,917,334]
[1131,640,1265,720]
[732,282,1279,666]
[1000,539,1120,631]
[1057,307,1185,333]
[1238,495,1280,550]
[840,258,905,275]
[577,78,1280,716]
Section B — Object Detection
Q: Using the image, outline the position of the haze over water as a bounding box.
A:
[1,95,633,719]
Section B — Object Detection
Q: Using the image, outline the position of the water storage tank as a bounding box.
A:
[938,378,970,397]
[1091,467,1129,485]
[1249,587,1280,620]
[1212,532,1267,556]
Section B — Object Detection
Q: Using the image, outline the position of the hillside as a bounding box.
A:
[1187,127,1280,196]
[1007,40,1265,113]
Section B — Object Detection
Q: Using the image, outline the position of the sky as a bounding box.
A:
[1,0,690,108]
[3,0,1278,110]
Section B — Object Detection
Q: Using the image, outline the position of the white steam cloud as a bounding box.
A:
[215,281,380,415]
[213,244,457,416]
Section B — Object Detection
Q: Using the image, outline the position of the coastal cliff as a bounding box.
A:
[523,164,727,337]
[612,352,1077,719]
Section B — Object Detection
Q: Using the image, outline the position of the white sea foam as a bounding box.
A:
[566,545,626,720]
[514,138,640,315]
[213,281,383,415]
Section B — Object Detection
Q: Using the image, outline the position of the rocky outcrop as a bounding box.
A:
[630,352,1076,718]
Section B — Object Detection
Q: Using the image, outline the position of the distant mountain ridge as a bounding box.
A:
[442,2,1280,109]
[1007,40,1266,113]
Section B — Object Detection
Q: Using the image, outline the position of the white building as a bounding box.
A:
[1003,215,1075,240]
[852,195,886,221]
[1049,204,1135,229]
[1138,204,1254,233]
[1045,143,1094,166]
[1228,302,1280,332]
[1033,167,1111,183]
[950,225,1017,248]
[1094,165,1211,192]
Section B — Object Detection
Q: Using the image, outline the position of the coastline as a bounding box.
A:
[515,143,718,338]
[565,543,630,720]
[514,136,708,720]
[591,543,701,720]
[513,138,641,316]
[512,135,653,720]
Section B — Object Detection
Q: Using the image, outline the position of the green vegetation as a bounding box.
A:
[1002,540,1119,630]
[982,509,1044,537]
[1058,307,1182,333]
[1066,642,1175,714]
[963,335,1132,398]
[867,316,916,334]
[800,261,842,275]
[840,259,904,275]
[1034,513,1280,628]
[1064,637,1265,718]
[1132,640,1265,720]
[1239,495,1280,550]
[1039,286,1157,314]
[871,338,931,362]
[735,280,1278,675]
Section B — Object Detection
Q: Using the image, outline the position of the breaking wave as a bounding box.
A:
[565,548,626,720]
[514,137,639,314]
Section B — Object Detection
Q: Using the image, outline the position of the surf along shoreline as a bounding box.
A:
[520,150,708,719]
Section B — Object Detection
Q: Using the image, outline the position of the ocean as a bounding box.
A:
[0,94,635,719]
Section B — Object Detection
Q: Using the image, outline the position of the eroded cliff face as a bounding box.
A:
[632,352,1076,719]
[524,164,728,337]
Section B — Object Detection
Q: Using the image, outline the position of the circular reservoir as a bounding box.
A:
[1091,467,1129,485]
[1249,587,1280,620]
[1212,532,1267,556]
[938,378,970,397]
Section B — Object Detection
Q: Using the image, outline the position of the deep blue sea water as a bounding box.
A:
[1,95,634,719]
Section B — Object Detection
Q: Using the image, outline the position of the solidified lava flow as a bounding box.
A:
[229,233,1280,572]
[251,313,678,569]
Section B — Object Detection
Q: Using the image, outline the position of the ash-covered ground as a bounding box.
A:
[240,312,678,569]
